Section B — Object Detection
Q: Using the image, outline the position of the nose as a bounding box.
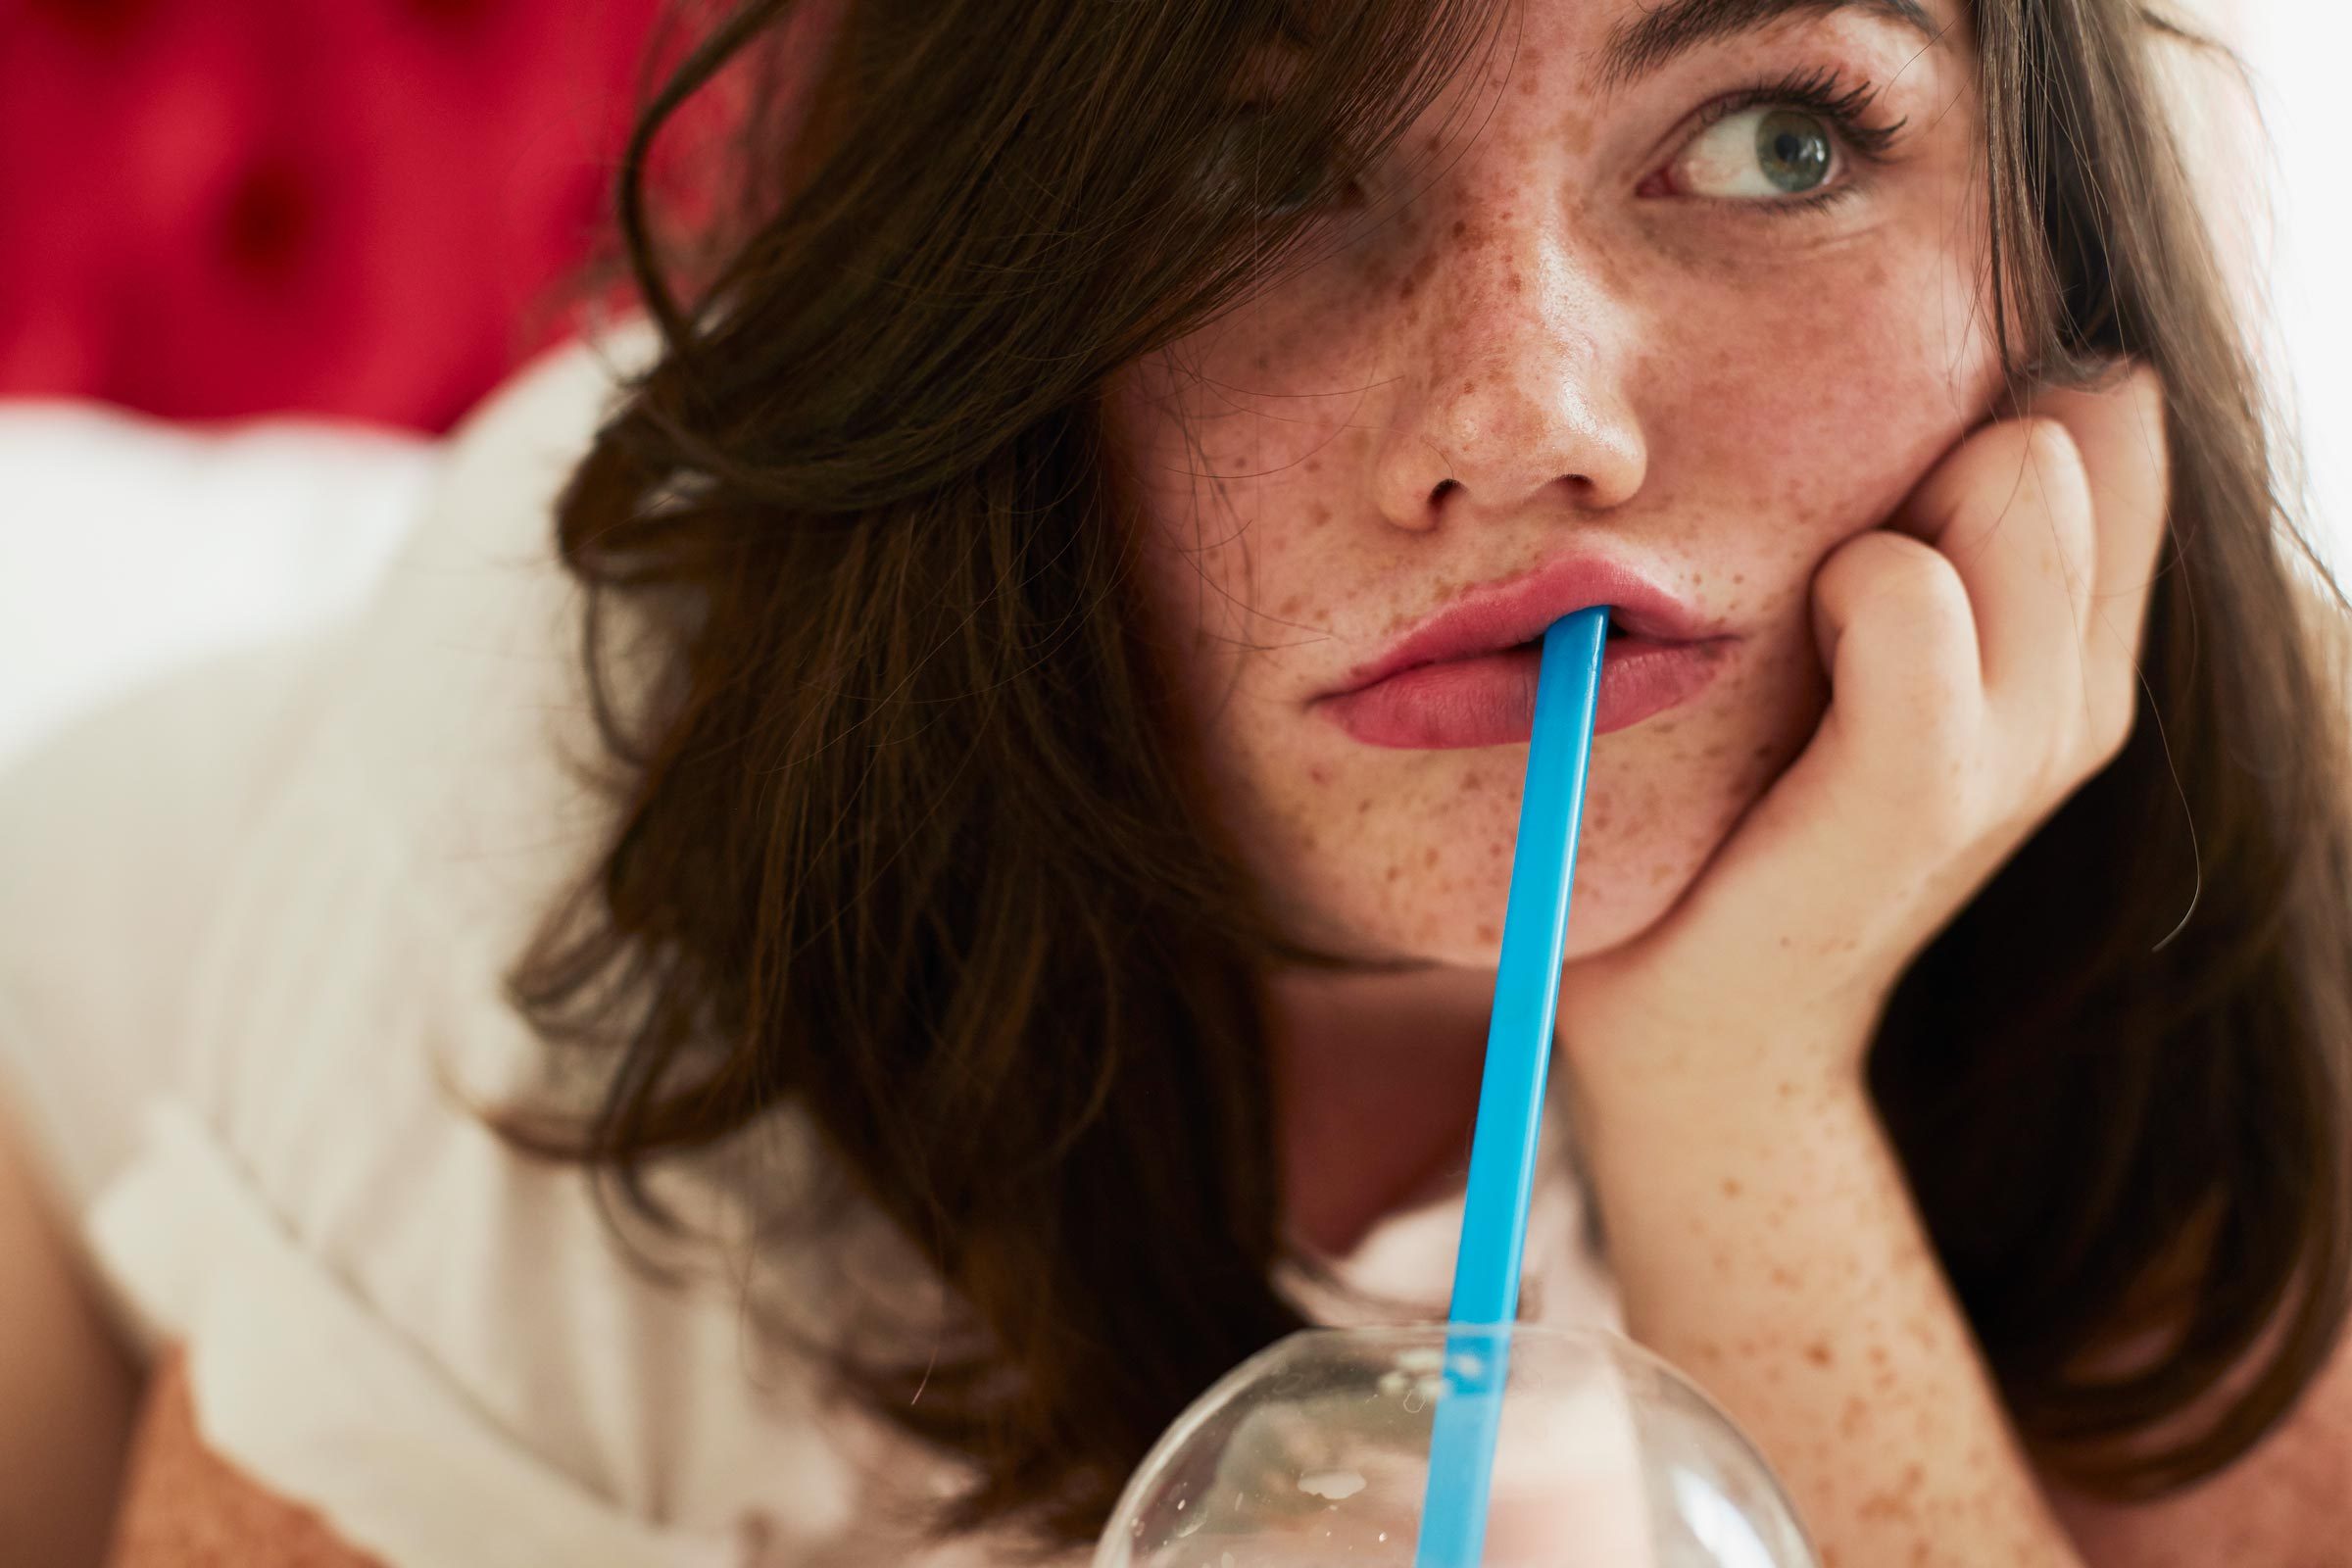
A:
[1370,214,1649,533]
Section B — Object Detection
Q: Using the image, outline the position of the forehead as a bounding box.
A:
[1258,0,1949,91]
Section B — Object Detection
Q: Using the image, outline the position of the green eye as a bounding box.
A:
[1668,106,1841,201]
[1754,110,1832,193]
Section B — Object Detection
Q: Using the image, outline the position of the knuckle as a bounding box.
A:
[2015,419,2094,530]
[2017,416,2086,479]
[1824,529,1958,609]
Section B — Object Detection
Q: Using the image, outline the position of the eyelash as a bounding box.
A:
[1677,66,1910,218]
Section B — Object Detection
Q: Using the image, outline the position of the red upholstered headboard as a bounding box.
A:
[1,0,667,431]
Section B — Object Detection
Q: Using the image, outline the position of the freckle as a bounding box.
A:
[1721,1178,1742,1199]
[1277,594,1304,615]
[1310,502,1332,528]
[1308,764,1330,786]
[1356,797,1373,814]
[1397,274,1417,301]
[1252,353,1268,371]
[1477,922,1498,943]
[1385,865,1401,883]
[1805,1341,1834,1367]
[1304,458,1322,473]
[1450,219,1467,239]
[1423,847,1439,867]
[1462,773,1485,793]
[1487,839,1504,858]
[1459,378,1477,395]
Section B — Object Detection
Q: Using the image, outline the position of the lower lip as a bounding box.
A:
[1318,637,1731,750]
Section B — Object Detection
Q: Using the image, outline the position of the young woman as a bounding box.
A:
[3,0,2347,1564]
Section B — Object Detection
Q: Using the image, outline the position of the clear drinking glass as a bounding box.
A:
[1095,1323,1817,1568]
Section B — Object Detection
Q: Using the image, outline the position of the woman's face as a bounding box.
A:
[1100,0,2002,968]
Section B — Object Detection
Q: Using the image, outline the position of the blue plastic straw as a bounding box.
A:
[1413,605,1609,1568]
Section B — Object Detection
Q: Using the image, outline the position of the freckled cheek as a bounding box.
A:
[1653,280,1993,575]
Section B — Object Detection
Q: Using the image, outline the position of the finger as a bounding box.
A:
[1803,529,1983,806]
[1886,415,2098,710]
[2025,365,2171,741]
[1672,530,1982,981]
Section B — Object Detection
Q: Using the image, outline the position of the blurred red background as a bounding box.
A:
[1,0,670,431]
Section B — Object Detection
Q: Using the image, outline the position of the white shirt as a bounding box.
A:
[0,318,1621,1567]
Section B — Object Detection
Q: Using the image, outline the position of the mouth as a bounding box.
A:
[1323,554,1718,699]
[1314,554,1735,750]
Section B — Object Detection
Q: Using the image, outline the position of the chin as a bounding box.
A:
[1561,861,1699,959]
[1326,857,1698,973]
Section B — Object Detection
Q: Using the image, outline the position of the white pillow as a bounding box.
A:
[0,403,440,770]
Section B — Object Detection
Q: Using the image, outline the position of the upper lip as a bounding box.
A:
[1323,552,1722,698]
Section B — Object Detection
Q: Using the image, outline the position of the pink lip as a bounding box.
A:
[1315,553,1736,750]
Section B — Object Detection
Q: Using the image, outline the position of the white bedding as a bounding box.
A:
[0,402,438,770]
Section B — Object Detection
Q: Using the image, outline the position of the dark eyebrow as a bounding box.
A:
[1595,0,1941,93]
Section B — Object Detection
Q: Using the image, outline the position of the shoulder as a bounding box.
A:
[0,313,662,1210]
[0,318,861,1560]
[2,318,1022,1567]
[0,631,344,1209]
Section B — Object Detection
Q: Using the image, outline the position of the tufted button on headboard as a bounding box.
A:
[0,0,666,430]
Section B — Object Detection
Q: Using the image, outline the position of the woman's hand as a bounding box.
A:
[1551,365,2174,1568]
[1557,363,2172,1098]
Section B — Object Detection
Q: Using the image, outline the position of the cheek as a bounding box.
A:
[1099,328,1391,687]
[1649,247,2001,584]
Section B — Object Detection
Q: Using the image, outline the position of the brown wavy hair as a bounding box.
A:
[503,0,2352,1548]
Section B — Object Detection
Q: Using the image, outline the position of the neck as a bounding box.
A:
[1266,961,1497,1261]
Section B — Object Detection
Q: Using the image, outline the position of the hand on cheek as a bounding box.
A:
[1555,364,2171,1104]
